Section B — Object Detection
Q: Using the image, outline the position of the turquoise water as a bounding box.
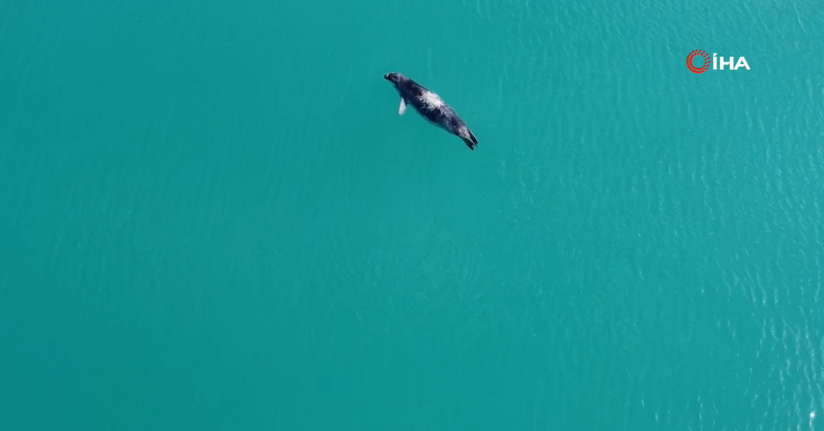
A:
[2,0,823,429]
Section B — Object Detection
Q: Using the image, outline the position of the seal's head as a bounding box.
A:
[384,72,402,83]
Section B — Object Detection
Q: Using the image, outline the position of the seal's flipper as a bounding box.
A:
[468,130,478,145]
[399,98,407,115]
[461,137,476,151]
[458,127,478,150]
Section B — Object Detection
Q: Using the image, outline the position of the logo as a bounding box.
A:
[686,50,711,73]
[687,50,750,74]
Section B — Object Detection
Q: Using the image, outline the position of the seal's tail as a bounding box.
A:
[462,129,478,151]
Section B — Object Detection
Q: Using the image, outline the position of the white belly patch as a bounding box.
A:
[420,91,445,110]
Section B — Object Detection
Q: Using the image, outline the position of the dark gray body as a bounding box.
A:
[384,72,478,150]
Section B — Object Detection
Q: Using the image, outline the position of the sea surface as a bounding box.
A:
[1,0,823,430]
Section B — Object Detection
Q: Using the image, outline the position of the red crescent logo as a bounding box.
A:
[687,50,711,74]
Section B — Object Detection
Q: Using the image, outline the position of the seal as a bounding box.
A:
[384,72,478,150]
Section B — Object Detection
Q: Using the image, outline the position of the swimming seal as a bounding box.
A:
[384,72,478,151]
